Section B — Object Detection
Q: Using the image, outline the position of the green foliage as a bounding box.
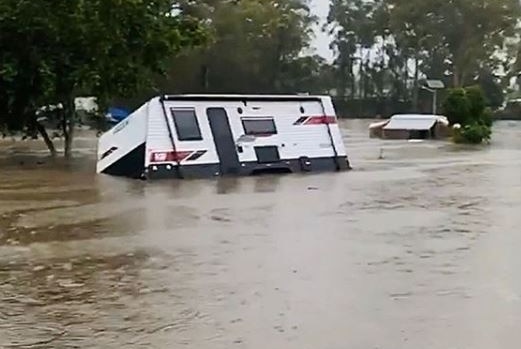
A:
[477,71,504,109]
[327,0,392,99]
[453,123,492,144]
[443,89,471,125]
[327,0,519,105]
[0,0,205,154]
[465,86,486,119]
[480,108,494,128]
[443,86,492,144]
[158,0,319,95]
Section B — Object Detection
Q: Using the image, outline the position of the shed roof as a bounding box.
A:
[425,80,445,89]
[383,114,445,131]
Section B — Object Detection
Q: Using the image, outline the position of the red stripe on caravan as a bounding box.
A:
[303,116,337,125]
[150,151,193,163]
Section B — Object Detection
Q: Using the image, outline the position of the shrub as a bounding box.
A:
[479,107,493,127]
[465,85,486,119]
[443,88,470,125]
[443,86,493,145]
[453,123,491,144]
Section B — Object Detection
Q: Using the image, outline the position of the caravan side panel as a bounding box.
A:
[96,103,148,177]
[145,99,221,178]
[225,101,331,162]
[227,98,349,171]
[140,95,349,179]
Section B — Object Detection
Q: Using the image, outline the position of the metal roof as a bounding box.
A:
[383,114,440,131]
[425,80,445,89]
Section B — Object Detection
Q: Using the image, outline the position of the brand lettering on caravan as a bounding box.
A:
[154,152,168,162]
[113,120,130,135]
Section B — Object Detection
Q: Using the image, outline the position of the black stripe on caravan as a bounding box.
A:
[102,143,146,179]
[293,116,309,125]
[101,146,118,160]
[186,150,207,161]
[162,95,323,102]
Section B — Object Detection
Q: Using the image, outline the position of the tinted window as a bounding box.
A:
[242,118,277,135]
[171,109,202,141]
[255,146,280,163]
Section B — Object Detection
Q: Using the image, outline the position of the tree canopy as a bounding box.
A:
[327,0,520,109]
[159,0,326,94]
[0,0,205,155]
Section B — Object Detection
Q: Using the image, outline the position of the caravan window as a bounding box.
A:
[171,108,203,141]
[242,118,277,135]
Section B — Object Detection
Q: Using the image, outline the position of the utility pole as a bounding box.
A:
[422,80,445,114]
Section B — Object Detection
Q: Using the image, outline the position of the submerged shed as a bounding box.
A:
[369,114,450,140]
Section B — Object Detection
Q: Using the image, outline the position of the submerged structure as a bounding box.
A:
[369,114,451,140]
[97,95,350,179]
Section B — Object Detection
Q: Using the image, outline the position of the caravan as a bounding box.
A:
[96,95,350,179]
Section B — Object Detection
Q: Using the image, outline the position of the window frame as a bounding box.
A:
[170,108,203,141]
[241,117,278,136]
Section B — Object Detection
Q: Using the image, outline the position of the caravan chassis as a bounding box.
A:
[144,154,350,180]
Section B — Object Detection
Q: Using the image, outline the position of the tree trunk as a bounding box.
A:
[62,99,76,158]
[338,63,348,98]
[412,55,420,111]
[35,121,57,157]
[453,65,461,87]
[350,60,356,100]
[453,71,459,87]
[401,60,409,102]
[64,125,74,158]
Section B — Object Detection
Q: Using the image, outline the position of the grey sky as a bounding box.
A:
[310,0,334,61]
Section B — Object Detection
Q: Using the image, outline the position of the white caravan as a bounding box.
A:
[96,95,350,179]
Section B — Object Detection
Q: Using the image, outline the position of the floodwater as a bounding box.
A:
[0,120,520,349]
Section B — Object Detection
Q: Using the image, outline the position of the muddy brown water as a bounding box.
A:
[0,120,520,348]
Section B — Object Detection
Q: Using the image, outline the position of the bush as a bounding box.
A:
[443,86,493,144]
[465,86,486,119]
[453,123,491,144]
[479,108,493,127]
[443,88,470,125]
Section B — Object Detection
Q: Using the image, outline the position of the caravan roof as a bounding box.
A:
[163,94,324,102]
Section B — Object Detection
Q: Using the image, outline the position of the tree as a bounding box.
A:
[387,0,520,88]
[476,70,505,109]
[328,0,384,99]
[436,0,520,87]
[387,0,445,108]
[278,55,336,94]
[0,0,205,156]
[155,0,319,95]
[327,0,519,116]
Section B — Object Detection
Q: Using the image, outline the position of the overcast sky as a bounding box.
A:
[310,0,334,61]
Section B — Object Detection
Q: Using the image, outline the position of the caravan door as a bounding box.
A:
[207,108,241,175]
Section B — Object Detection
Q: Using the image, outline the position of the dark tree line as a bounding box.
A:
[1,0,520,155]
[327,0,520,111]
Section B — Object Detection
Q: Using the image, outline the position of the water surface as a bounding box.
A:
[1,120,520,348]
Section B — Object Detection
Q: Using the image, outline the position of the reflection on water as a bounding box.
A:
[216,177,241,195]
[0,121,520,348]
